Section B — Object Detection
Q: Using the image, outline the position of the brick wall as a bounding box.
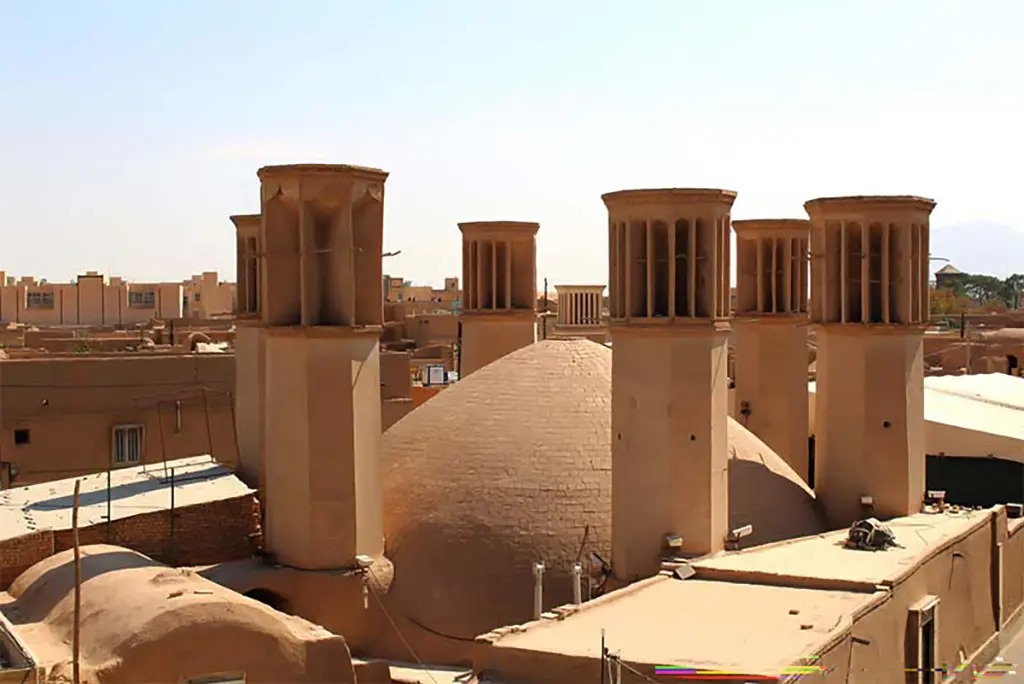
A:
[0,531,54,589]
[0,494,261,590]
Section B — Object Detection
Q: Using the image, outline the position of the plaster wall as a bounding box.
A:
[407,313,459,347]
[459,315,536,377]
[263,330,384,569]
[815,327,926,526]
[611,328,730,577]
[0,355,237,487]
[234,325,266,494]
[1002,519,1024,626]
[733,321,809,480]
[813,514,998,682]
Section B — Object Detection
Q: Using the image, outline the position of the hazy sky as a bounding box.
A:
[1,1,1021,287]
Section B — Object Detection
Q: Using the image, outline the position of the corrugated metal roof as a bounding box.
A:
[0,455,252,543]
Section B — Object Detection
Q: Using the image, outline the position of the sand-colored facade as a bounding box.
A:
[0,270,234,326]
[0,353,237,488]
[551,284,608,342]
[732,219,811,481]
[458,221,539,376]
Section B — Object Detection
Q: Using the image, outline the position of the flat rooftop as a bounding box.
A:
[694,510,988,588]
[488,576,880,676]
[0,455,252,543]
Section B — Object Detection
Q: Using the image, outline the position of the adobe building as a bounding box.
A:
[458,221,538,376]
[256,163,387,570]
[552,284,608,342]
[732,219,811,482]
[230,212,266,496]
[806,195,935,527]
[603,188,735,578]
[0,353,237,488]
[0,270,234,326]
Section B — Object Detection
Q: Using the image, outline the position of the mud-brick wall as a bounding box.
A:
[0,494,261,590]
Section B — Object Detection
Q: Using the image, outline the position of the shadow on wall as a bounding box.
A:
[727,458,826,547]
[244,588,291,613]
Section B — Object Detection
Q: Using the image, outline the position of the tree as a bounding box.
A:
[930,286,970,316]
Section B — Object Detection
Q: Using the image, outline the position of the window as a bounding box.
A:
[193,292,201,302]
[13,429,30,446]
[25,291,54,309]
[128,289,156,308]
[112,425,143,465]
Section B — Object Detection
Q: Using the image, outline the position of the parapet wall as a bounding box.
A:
[0,494,260,590]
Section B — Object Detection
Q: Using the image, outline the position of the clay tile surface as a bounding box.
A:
[380,339,824,643]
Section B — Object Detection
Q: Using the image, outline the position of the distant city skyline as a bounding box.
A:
[1,0,1021,287]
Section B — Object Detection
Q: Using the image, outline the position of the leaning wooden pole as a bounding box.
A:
[72,478,82,684]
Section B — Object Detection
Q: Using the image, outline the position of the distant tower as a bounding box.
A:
[604,189,735,579]
[732,219,811,482]
[258,164,388,569]
[230,213,265,499]
[553,284,608,342]
[458,221,538,376]
[805,195,935,527]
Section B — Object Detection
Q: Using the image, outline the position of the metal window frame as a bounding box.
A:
[111,423,145,466]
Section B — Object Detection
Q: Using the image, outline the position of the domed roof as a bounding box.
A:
[8,545,352,683]
[378,339,823,653]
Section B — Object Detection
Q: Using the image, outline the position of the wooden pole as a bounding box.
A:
[202,389,214,462]
[169,468,176,565]
[158,399,168,479]
[228,392,241,471]
[72,478,82,684]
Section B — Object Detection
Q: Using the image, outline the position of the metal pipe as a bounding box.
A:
[571,561,582,605]
[532,562,545,619]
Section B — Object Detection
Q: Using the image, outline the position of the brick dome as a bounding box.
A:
[377,338,822,656]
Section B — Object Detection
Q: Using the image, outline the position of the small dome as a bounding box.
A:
[379,339,822,651]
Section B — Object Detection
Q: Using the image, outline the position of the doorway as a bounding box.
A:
[1008,354,1019,377]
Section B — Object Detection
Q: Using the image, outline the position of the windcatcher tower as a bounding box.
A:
[458,221,538,376]
[258,163,387,569]
[805,195,935,527]
[604,189,734,580]
[732,219,811,482]
[230,213,265,498]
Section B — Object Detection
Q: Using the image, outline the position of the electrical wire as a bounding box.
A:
[364,565,441,684]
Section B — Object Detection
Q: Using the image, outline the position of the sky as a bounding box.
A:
[1,0,1022,288]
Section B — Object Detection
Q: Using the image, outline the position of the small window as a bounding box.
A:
[128,289,156,308]
[112,425,143,465]
[193,292,201,302]
[25,291,54,309]
[13,429,30,446]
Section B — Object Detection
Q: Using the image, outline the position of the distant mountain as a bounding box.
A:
[931,221,1024,279]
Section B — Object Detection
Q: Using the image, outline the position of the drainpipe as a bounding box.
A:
[532,562,545,619]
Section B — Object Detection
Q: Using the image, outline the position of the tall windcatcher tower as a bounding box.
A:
[604,189,735,580]
[258,163,388,570]
[458,221,539,376]
[230,213,265,499]
[732,219,811,482]
[805,195,935,527]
